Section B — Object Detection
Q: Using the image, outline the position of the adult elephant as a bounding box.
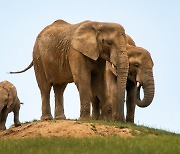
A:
[126,45,155,122]
[92,35,155,123]
[10,20,129,122]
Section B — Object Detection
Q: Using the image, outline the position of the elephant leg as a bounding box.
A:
[73,69,92,120]
[34,60,53,120]
[13,103,21,127]
[126,84,136,123]
[110,80,118,121]
[101,100,112,121]
[91,96,100,120]
[77,79,92,119]
[40,85,53,120]
[105,69,118,121]
[53,83,67,120]
[69,49,92,120]
[0,109,8,130]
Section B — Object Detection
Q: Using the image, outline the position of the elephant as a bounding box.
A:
[0,80,21,130]
[10,19,129,122]
[91,35,155,123]
[126,34,136,46]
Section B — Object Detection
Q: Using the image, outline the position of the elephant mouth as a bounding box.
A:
[111,63,116,69]
[109,63,142,89]
[109,62,142,89]
[107,62,117,76]
[127,74,142,88]
[111,63,117,74]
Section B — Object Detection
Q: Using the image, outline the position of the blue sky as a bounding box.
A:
[1,0,180,133]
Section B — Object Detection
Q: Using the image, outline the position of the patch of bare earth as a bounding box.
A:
[0,120,133,139]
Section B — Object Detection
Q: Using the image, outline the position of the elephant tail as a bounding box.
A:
[10,61,33,74]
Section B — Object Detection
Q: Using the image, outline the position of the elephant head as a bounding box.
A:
[72,21,129,122]
[109,33,154,108]
[0,84,13,110]
[127,46,155,107]
[104,34,154,122]
[0,88,9,112]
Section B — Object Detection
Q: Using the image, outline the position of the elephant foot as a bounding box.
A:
[112,113,126,122]
[100,115,111,121]
[120,117,126,123]
[79,116,91,121]
[54,115,66,120]
[112,113,120,121]
[41,114,53,121]
[92,114,99,120]
[0,125,6,130]
[15,121,21,127]
[92,116,99,120]
[126,117,134,123]
[79,110,91,121]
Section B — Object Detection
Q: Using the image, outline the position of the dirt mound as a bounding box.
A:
[0,120,133,139]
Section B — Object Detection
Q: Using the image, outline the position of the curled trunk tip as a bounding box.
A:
[136,78,155,108]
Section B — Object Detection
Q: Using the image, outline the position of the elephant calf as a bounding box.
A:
[0,80,21,130]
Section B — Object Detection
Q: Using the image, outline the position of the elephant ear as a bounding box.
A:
[71,21,99,60]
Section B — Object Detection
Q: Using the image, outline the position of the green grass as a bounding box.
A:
[0,121,180,154]
[0,136,180,154]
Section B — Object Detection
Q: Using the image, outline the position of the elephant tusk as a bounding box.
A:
[112,63,115,68]
[137,82,140,88]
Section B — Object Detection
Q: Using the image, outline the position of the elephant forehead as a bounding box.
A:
[141,56,153,67]
[129,56,153,68]
[129,57,141,64]
[98,22,125,30]
[102,32,117,39]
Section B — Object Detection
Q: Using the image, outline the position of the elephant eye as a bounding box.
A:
[102,39,112,46]
[134,63,139,67]
[4,98,8,103]
[106,40,112,46]
[107,41,112,46]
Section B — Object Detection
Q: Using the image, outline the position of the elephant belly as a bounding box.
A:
[40,51,73,85]
[46,61,73,84]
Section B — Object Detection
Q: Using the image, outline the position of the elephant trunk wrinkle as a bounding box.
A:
[116,51,129,122]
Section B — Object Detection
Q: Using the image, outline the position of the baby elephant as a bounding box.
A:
[0,80,21,130]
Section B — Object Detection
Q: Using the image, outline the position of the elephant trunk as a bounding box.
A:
[136,69,155,107]
[116,48,129,122]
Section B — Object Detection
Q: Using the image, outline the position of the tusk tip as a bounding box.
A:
[136,82,140,87]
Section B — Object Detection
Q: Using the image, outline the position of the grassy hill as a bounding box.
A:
[0,120,179,154]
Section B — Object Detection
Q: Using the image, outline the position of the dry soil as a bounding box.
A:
[0,120,133,139]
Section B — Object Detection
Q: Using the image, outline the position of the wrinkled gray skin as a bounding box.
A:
[0,81,21,130]
[10,20,129,122]
[92,35,155,123]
